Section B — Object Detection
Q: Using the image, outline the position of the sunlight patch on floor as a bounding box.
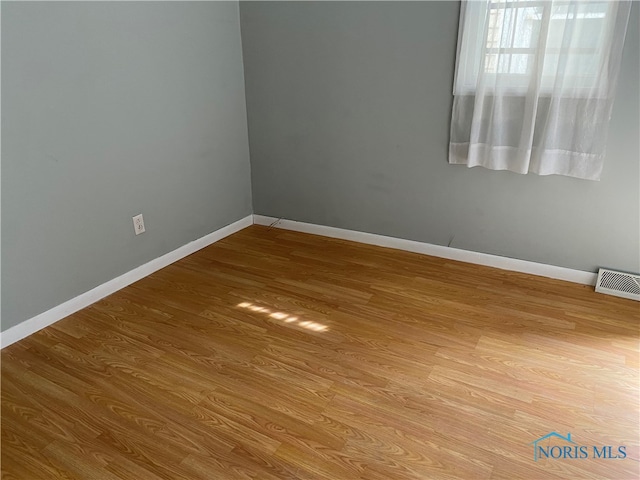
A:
[237,302,328,332]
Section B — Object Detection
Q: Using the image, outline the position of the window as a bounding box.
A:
[449,0,632,180]
[455,0,617,95]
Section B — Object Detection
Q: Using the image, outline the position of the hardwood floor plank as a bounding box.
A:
[2,225,638,479]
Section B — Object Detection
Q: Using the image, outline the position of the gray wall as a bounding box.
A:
[2,2,252,330]
[241,1,640,274]
[3,1,639,332]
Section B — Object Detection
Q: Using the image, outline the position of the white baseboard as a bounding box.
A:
[253,215,598,286]
[1,213,597,349]
[0,215,253,349]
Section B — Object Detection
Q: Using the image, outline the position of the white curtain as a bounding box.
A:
[449,0,632,180]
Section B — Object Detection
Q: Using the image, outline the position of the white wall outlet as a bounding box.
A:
[132,214,145,235]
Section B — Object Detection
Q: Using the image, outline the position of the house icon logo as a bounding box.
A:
[530,432,575,461]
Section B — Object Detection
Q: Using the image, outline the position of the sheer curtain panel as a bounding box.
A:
[449,0,632,180]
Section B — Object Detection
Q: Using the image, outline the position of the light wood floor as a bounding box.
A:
[2,225,639,479]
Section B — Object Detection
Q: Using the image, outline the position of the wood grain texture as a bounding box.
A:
[2,225,639,479]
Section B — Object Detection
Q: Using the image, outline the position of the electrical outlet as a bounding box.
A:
[132,214,145,235]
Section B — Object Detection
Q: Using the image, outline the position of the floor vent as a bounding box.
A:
[595,268,640,301]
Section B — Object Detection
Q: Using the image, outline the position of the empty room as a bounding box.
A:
[1,1,639,479]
